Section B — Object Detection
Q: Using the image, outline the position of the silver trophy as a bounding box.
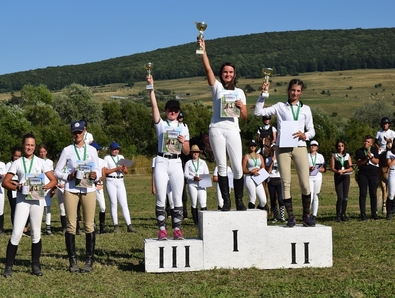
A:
[195,21,207,55]
[145,62,153,90]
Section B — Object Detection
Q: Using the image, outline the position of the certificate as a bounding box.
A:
[198,174,212,188]
[251,168,270,186]
[278,121,299,148]
[117,158,134,167]
[310,164,323,176]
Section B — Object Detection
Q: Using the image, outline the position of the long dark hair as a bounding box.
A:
[219,62,237,90]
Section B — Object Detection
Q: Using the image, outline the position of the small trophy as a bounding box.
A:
[145,62,153,90]
[262,68,273,94]
[195,21,207,55]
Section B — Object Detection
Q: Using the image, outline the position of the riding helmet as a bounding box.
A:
[380,117,391,125]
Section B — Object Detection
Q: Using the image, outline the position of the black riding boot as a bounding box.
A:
[3,240,18,278]
[341,200,349,221]
[99,212,108,234]
[31,240,43,276]
[335,199,342,222]
[0,214,4,236]
[218,175,231,211]
[80,232,95,273]
[234,177,246,211]
[248,202,255,209]
[60,215,67,235]
[191,207,198,225]
[386,199,393,220]
[65,232,79,273]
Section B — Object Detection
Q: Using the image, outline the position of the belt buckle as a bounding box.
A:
[163,153,172,159]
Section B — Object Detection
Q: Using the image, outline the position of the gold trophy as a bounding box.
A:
[145,62,153,90]
[195,21,207,55]
[262,68,273,94]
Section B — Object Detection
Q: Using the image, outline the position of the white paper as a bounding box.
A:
[117,158,134,167]
[251,168,270,185]
[309,164,323,176]
[198,174,213,188]
[279,121,299,148]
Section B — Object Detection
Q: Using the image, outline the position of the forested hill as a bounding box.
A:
[0,27,394,92]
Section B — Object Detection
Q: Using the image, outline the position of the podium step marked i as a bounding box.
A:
[144,210,332,273]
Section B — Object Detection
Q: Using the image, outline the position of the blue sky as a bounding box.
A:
[0,0,394,75]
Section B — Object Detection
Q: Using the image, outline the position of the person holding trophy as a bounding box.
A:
[254,78,316,227]
[197,34,247,211]
[146,73,190,241]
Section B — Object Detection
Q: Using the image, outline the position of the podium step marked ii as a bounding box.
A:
[144,210,332,273]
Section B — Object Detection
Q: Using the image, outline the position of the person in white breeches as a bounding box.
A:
[198,37,247,212]
[242,140,267,210]
[0,155,7,236]
[308,140,326,222]
[104,141,136,234]
[2,132,57,278]
[147,75,190,241]
[38,144,55,236]
[184,145,209,224]
[90,142,108,234]
[386,143,395,219]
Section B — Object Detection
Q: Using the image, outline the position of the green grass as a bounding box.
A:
[0,171,394,297]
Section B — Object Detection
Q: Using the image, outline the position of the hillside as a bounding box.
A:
[0,28,394,92]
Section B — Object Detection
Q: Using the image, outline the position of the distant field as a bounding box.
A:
[1,69,394,119]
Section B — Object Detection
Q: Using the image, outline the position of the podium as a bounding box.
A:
[144,210,332,273]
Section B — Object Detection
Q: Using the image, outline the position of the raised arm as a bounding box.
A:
[147,75,161,124]
[199,38,216,87]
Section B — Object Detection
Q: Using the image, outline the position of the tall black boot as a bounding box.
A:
[80,232,95,273]
[341,200,349,221]
[182,182,188,219]
[65,232,79,273]
[60,215,67,235]
[0,214,4,236]
[335,199,342,222]
[234,177,246,211]
[218,175,231,211]
[386,199,393,220]
[99,212,108,234]
[191,207,198,225]
[31,240,43,276]
[3,240,18,278]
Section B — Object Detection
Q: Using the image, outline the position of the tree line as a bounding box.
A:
[0,83,391,166]
[0,28,394,92]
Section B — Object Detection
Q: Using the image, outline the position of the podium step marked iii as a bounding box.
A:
[144,210,332,273]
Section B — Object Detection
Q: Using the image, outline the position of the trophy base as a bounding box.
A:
[196,49,205,56]
[146,84,153,90]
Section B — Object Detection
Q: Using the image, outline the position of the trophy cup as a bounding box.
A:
[262,67,273,94]
[195,21,207,55]
[145,62,153,90]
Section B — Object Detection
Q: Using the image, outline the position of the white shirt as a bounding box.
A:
[308,152,325,179]
[104,154,125,178]
[209,80,246,131]
[8,155,51,200]
[254,94,315,147]
[54,143,100,193]
[155,118,190,154]
[84,132,94,144]
[376,129,395,153]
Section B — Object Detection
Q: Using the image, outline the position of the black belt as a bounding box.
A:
[157,152,180,159]
[106,175,124,179]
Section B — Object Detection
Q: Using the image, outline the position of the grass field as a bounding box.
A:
[1,69,395,120]
[1,170,395,297]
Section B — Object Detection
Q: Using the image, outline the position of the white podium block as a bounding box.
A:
[262,224,332,269]
[199,210,268,269]
[144,238,204,272]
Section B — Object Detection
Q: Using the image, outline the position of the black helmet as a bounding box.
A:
[262,115,271,121]
[381,117,391,125]
[178,111,185,119]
